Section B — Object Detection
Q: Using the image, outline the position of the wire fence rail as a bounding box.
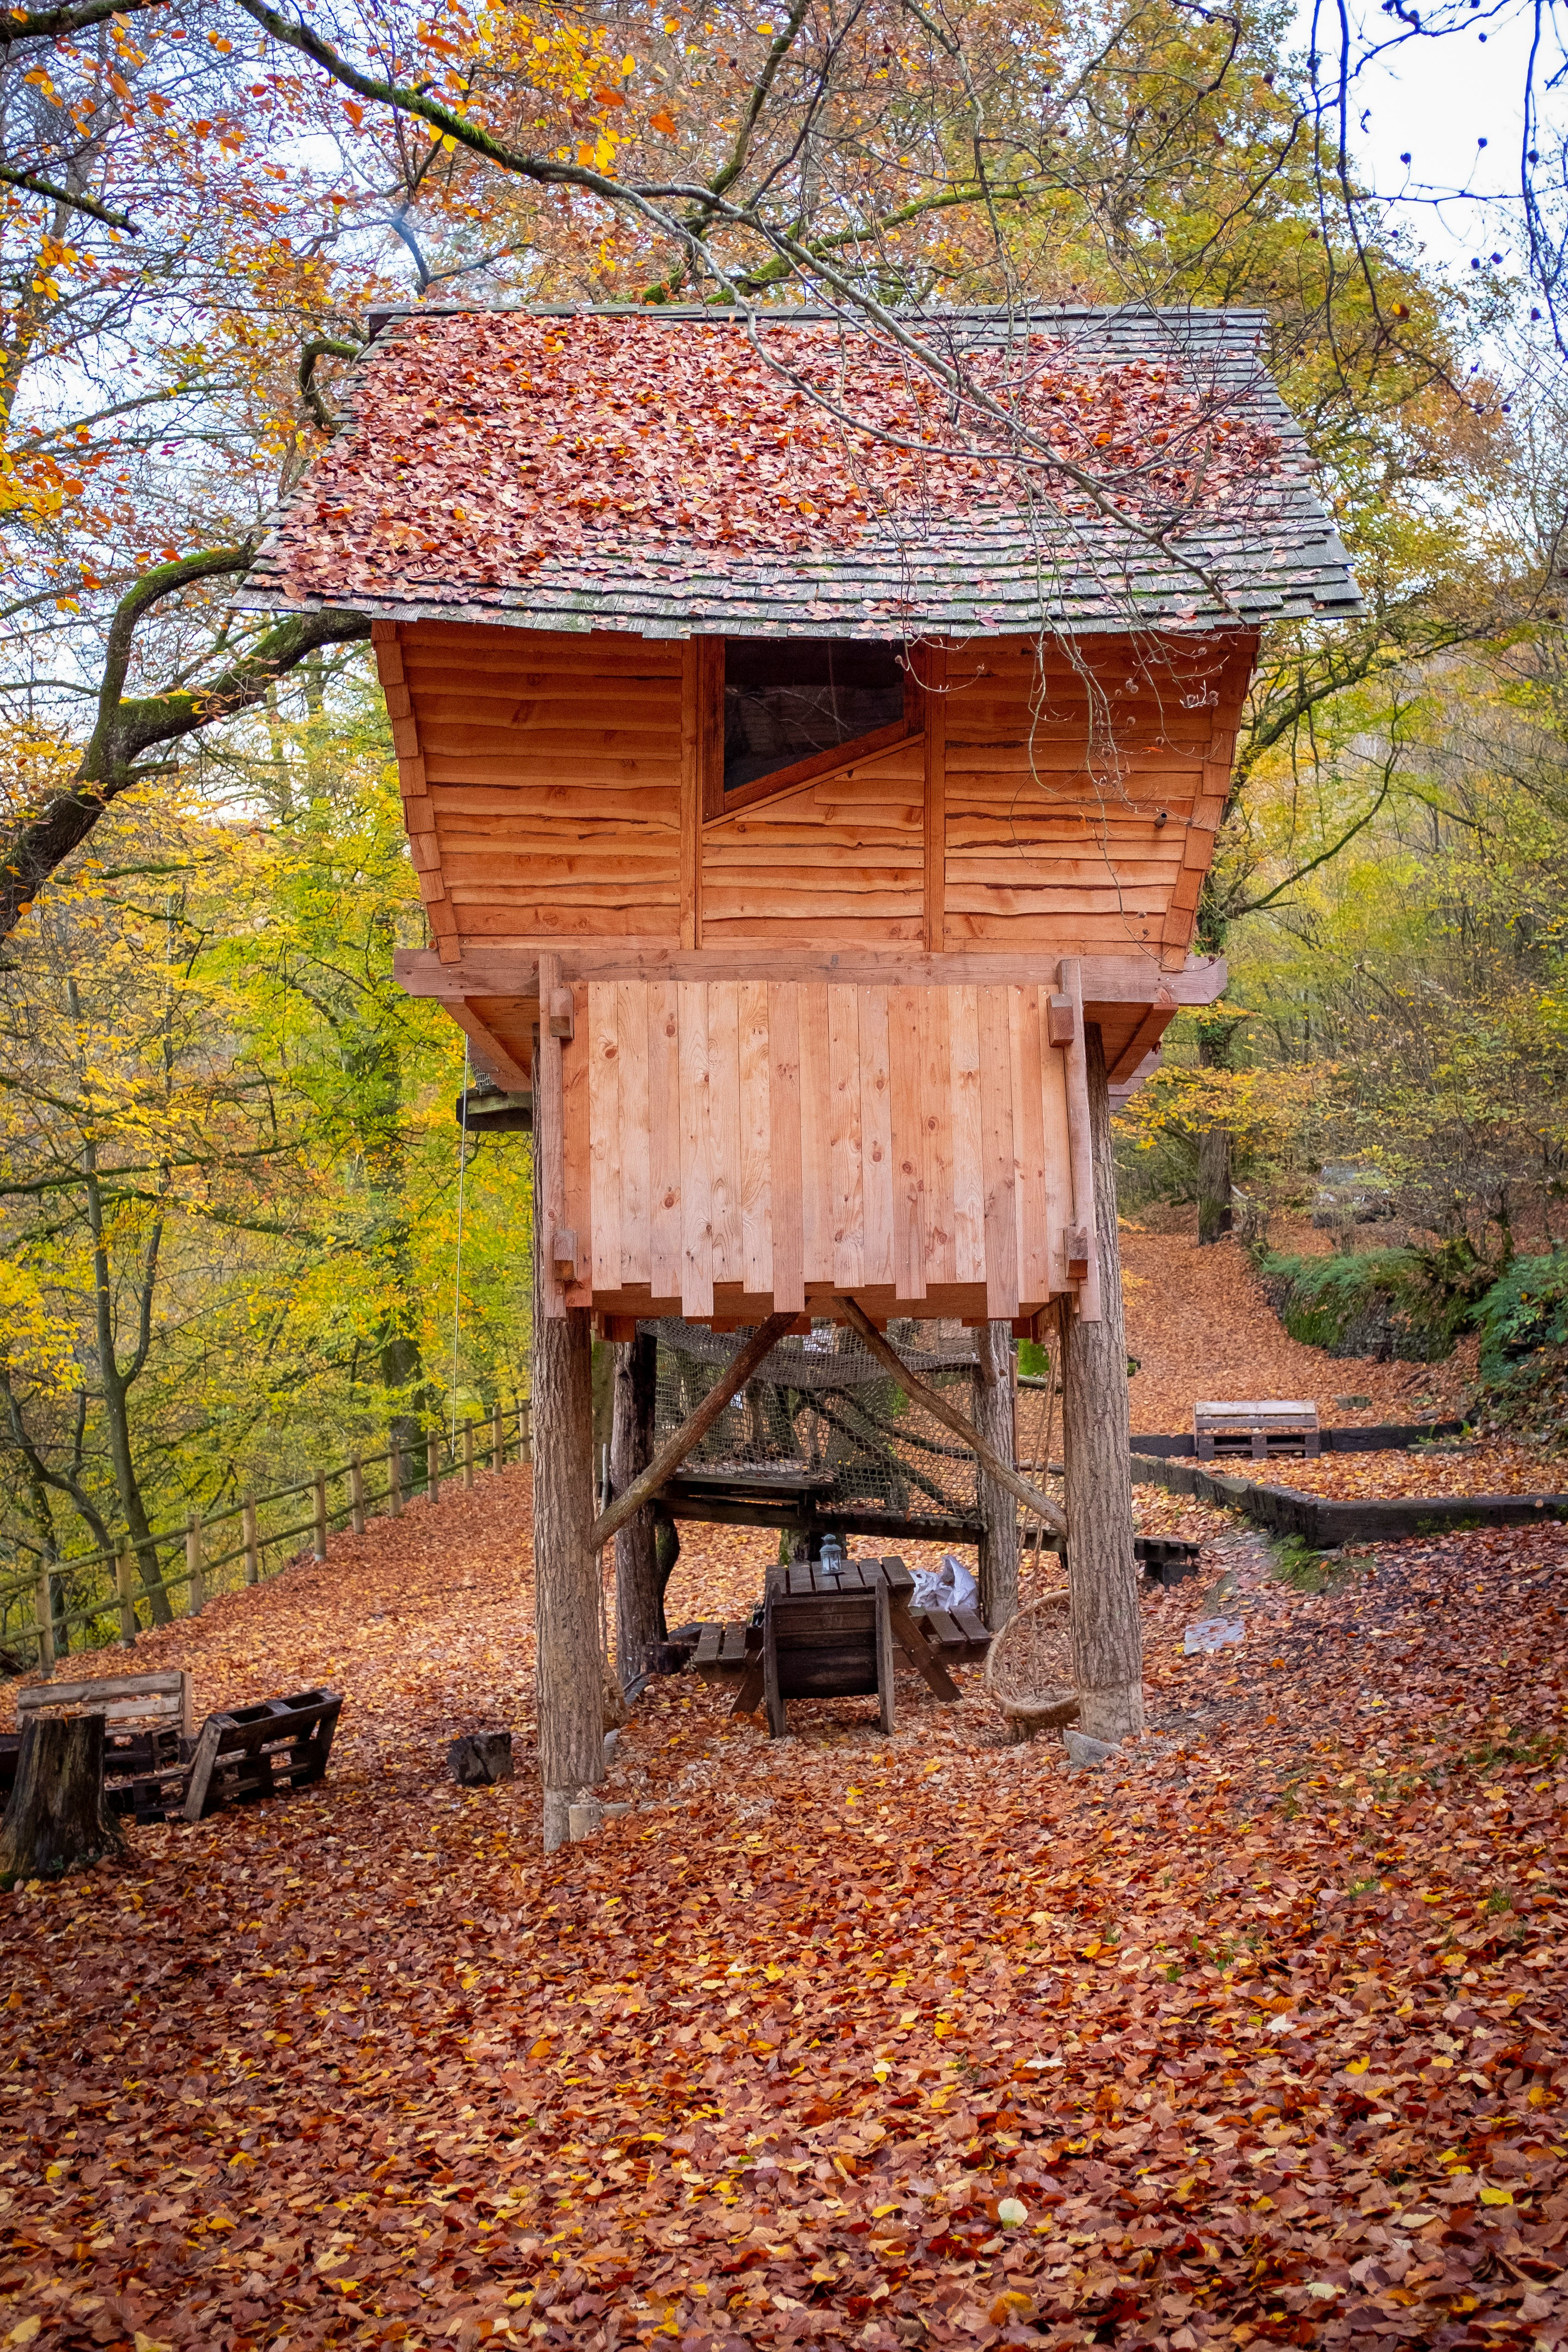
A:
[3,1403,534,1677]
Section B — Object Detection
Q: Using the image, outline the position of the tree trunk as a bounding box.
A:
[1195,1013,1237,1247]
[974,1320,1020,1631]
[532,1214,604,1853]
[1059,1020,1144,1746]
[1197,1120,1233,1247]
[612,1331,662,1680]
[0,1714,125,1882]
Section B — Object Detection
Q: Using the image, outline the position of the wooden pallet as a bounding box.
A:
[1138,1535,1202,1588]
[1195,1399,1320,1462]
[5,1670,196,1823]
[181,1689,344,1823]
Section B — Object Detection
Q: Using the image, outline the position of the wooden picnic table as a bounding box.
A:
[705,1555,989,1734]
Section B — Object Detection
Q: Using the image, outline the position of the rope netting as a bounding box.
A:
[647,1316,986,1523]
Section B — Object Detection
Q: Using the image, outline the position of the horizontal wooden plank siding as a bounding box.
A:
[943,631,1251,954]
[561,979,1080,1328]
[401,619,683,949]
[702,738,925,948]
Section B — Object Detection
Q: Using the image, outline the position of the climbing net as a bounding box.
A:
[647,1317,985,1524]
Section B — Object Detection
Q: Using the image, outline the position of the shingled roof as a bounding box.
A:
[240,304,1361,640]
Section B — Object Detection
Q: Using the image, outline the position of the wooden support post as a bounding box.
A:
[521,1400,532,1461]
[186,1511,205,1616]
[314,1470,328,1561]
[243,1496,260,1585]
[389,1444,403,1519]
[1056,957,1103,1322]
[612,1330,661,1681]
[349,1458,365,1537]
[1059,1019,1143,1745]
[532,1175,603,1854]
[536,952,570,1317]
[33,1575,55,1677]
[427,1431,440,1504]
[491,1399,505,1469]
[115,1547,137,1648]
[463,1420,475,1490]
[975,1321,1020,1632]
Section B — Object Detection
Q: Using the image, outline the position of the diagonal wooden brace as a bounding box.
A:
[836,1294,1067,1537]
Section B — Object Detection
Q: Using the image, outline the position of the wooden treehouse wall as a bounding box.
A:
[376,615,1252,1326]
[558,971,1098,1331]
[373,619,1254,967]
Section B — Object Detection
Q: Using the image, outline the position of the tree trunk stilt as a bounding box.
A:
[1060,1020,1144,1746]
[532,1212,604,1855]
[975,1320,1020,1631]
[0,1714,125,1883]
[612,1331,662,1682]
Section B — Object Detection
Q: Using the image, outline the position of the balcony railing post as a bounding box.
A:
[116,1546,137,1648]
[187,1510,205,1616]
[34,1573,55,1677]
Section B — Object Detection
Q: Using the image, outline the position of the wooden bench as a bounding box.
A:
[182,1689,344,1822]
[693,1620,760,1682]
[3,1670,193,1824]
[1195,1400,1320,1462]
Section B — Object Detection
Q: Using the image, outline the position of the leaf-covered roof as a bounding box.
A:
[241,305,1361,639]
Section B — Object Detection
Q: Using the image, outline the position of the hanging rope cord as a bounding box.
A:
[450,1041,470,1451]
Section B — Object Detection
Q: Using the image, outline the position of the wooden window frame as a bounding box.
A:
[699,635,923,823]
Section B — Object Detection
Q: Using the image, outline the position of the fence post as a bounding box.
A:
[521,1398,532,1461]
[115,1546,137,1648]
[187,1510,205,1616]
[33,1574,55,1677]
[463,1420,474,1490]
[243,1495,260,1585]
[427,1430,440,1504]
[350,1454,365,1536]
[389,1443,403,1519]
[491,1399,504,1470]
[314,1469,328,1561]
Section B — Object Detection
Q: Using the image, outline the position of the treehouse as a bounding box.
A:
[245,302,1359,1837]
[244,302,1357,1341]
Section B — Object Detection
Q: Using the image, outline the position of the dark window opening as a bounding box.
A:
[723,638,907,795]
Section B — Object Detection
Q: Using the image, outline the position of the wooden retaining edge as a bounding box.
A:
[1131,1452,1568,1547]
[1125,1421,1465,1460]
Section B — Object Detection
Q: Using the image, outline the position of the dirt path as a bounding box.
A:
[1120,1228,1478,1435]
[2,1472,1565,2352]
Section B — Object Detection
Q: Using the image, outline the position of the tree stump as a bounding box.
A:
[448,1731,513,1787]
[0,1713,125,1882]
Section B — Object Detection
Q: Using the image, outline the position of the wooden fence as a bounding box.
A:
[2,1403,533,1676]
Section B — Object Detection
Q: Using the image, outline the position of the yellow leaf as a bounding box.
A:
[1479,2187,1514,2206]
[10,2323,41,2347]
[529,2037,552,2059]
[1346,2056,1370,2075]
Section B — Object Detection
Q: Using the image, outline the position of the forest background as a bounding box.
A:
[1,0,1565,1637]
